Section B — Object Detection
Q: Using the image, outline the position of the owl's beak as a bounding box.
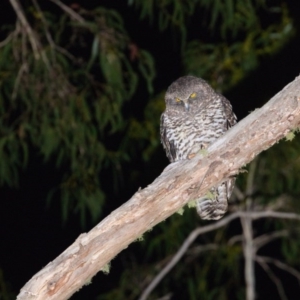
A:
[184,102,190,112]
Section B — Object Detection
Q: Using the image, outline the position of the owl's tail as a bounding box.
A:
[196,181,231,220]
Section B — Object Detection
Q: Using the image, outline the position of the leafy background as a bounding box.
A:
[1,0,300,299]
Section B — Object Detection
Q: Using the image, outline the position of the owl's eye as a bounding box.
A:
[190,92,197,99]
[175,97,181,103]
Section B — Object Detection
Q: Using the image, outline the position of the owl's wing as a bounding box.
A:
[160,113,177,163]
[221,95,237,129]
[220,95,237,199]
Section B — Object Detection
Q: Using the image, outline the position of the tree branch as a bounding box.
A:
[9,0,41,59]
[49,0,85,23]
[17,76,300,299]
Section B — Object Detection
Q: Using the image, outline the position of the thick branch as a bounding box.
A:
[17,76,300,299]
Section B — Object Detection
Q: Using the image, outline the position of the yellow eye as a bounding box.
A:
[175,97,181,103]
[190,92,197,99]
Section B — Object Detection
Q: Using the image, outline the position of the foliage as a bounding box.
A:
[131,0,294,91]
[0,1,156,224]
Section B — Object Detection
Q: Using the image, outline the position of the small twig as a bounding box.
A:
[49,0,85,23]
[258,255,300,282]
[256,256,288,300]
[0,25,21,48]
[253,230,289,252]
[227,234,243,246]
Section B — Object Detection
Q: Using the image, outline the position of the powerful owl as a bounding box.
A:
[160,76,237,220]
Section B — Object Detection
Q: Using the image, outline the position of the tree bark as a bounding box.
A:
[17,76,300,299]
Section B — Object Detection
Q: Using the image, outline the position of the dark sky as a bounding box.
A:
[1,1,300,299]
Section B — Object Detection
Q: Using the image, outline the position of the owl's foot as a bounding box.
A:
[196,197,228,220]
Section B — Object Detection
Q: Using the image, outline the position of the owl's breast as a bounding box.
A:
[163,109,227,161]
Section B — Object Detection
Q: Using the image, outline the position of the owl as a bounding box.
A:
[160,76,237,220]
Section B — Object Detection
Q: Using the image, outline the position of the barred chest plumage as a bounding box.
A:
[162,99,228,161]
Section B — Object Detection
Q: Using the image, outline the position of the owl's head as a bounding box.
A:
[164,76,215,114]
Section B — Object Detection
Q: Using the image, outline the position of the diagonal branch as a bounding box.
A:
[17,76,300,299]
